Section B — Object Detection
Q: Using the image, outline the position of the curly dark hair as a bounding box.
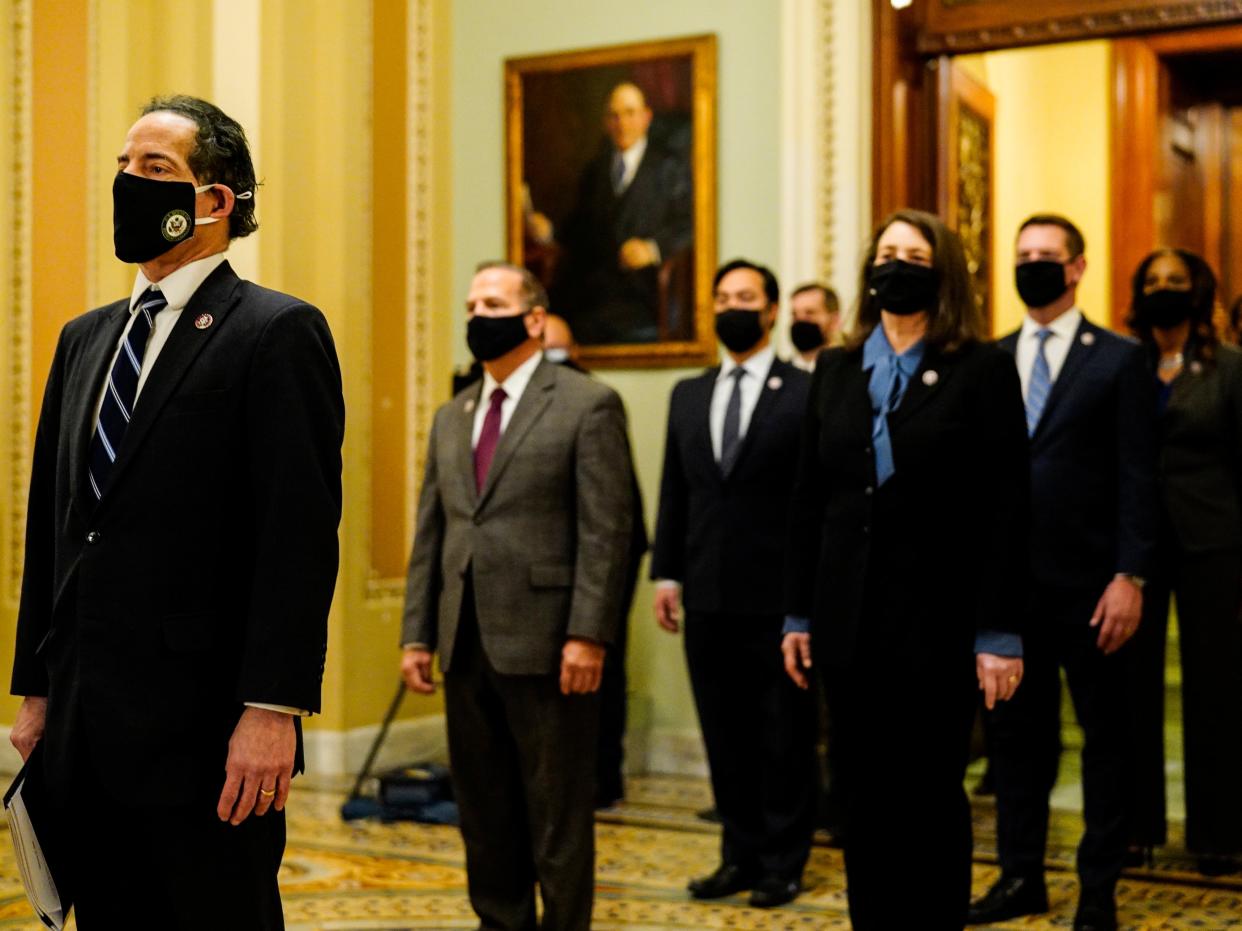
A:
[1126,248,1217,361]
[847,209,983,352]
[141,95,259,239]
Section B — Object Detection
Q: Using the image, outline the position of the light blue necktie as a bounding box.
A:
[1025,328,1053,436]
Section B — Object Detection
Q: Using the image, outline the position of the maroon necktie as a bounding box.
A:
[474,386,507,492]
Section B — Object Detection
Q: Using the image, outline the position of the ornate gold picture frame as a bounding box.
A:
[505,34,717,369]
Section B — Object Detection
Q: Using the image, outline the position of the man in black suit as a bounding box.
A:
[9,96,344,929]
[539,81,692,345]
[651,259,817,909]
[401,262,633,931]
[969,215,1157,931]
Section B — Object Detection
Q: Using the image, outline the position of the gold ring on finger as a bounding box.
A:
[1007,675,1018,684]
[259,787,276,797]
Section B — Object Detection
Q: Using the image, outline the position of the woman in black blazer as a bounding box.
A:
[782,209,1030,929]
[1124,248,1242,876]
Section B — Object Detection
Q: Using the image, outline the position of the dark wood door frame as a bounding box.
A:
[873,0,1242,325]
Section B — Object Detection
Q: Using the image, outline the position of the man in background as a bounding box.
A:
[787,282,840,371]
[970,215,1156,931]
[402,262,633,930]
[652,259,817,909]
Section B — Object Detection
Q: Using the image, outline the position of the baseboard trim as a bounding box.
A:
[303,714,450,777]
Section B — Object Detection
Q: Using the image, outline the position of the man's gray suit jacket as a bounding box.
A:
[402,358,633,675]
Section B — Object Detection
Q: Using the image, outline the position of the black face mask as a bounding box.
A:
[868,260,938,316]
[1015,260,1070,309]
[790,320,827,353]
[715,308,766,353]
[112,172,201,263]
[467,313,531,362]
[1136,288,1194,329]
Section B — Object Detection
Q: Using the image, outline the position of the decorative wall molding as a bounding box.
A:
[8,0,33,605]
[920,1,1242,53]
[818,0,836,281]
[404,0,434,572]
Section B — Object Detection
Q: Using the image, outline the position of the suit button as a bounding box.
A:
[864,446,873,455]
[85,531,101,544]
[864,486,874,496]
[862,525,870,535]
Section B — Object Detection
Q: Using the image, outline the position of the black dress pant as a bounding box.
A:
[989,585,1130,895]
[445,595,600,931]
[823,650,977,931]
[1127,546,1242,855]
[683,611,816,881]
[57,746,286,929]
[596,608,628,805]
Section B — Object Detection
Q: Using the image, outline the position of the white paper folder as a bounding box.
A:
[3,747,67,930]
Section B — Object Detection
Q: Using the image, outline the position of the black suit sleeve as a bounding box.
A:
[785,359,829,618]
[650,386,688,582]
[238,304,344,713]
[1115,343,1158,578]
[968,348,1031,637]
[11,330,68,697]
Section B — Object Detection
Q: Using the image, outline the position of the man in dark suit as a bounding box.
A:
[401,262,633,931]
[651,259,817,909]
[9,95,344,929]
[541,81,692,345]
[969,215,1157,931]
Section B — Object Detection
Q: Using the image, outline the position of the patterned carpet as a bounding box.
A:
[0,775,1237,929]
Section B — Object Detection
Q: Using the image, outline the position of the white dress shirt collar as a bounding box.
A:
[130,252,229,313]
[481,347,543,407]
[719,344,776,384]
[1020,305,1082,344]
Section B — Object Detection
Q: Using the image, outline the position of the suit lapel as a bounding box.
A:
[69,302,131,516]
[689,369,719,478]
[475,360,556,512]
[1032,319,1094,440]
[457,383,484,506]
[888,349,956,428]
[96,263,243,510]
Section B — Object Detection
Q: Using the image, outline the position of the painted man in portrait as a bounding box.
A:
[530,81,693,345]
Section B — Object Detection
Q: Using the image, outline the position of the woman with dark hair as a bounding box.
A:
[782,209,1030,928]
[1125,248,1242,876]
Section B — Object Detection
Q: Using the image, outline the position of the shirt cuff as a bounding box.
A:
[655,579,682,592]
[974,630,1023,658]
[783,615,811,636]
[403,642,432,651]
[244,702,311,717]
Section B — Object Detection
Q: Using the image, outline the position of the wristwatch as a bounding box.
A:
[1117,573,1146,590]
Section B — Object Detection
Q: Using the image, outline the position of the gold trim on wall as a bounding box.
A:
[818,0,836,281]
[360,0,434,603]
[8,0,33,604]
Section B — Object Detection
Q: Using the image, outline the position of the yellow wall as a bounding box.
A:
[959,41,1114,336]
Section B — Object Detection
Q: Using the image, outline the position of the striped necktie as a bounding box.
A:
[1025,328,1054,436]
[87,288,167,499]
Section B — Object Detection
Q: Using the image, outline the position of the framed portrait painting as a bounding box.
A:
[505,34,717,368]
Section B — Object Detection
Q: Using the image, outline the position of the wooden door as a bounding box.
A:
[936,59,996,333]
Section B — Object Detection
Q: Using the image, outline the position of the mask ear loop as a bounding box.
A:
[193,184,253,225]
